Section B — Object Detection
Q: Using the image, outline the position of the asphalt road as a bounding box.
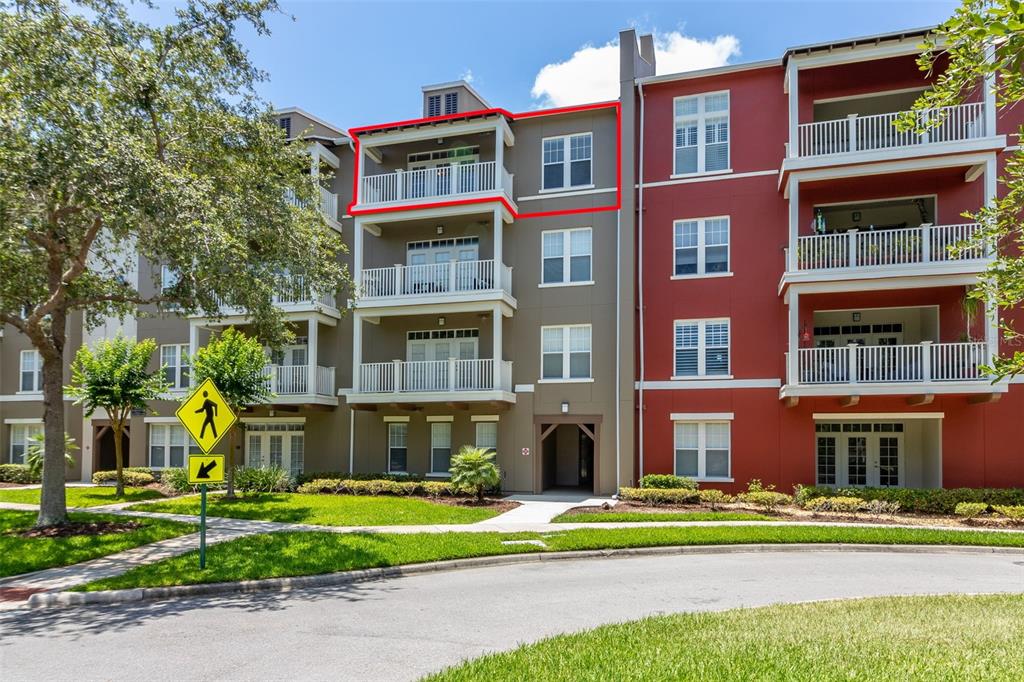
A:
[2,549,1023,681]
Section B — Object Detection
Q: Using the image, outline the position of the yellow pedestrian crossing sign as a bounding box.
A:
[176,378,237,453]
[188,454,226,484]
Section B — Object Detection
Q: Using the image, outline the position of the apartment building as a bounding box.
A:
[0,82,635,495]
[629,27,1024,492]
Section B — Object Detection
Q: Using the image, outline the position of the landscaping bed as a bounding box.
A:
[554,505,772,523]
[0,509,194,578]
[426,594,1024,680]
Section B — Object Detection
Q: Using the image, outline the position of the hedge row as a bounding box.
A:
[296,478,465,497]
[618,487,700,505]
[92,468,157,486]
[0,464,40,484]
[796,485,1024,515]
[295,471,429,485]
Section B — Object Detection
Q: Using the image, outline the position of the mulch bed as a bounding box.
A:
[14,520,142,539]
[432,497,520,514]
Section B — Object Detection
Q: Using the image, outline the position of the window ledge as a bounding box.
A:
[670,169,733,180]
[537,378,595,384]
[425,473,452,479]
[538,281,595,289]
[671,272,733,281]
[669,375,734,381]
[695,477,734,483]
[538,183,595,195]
[15,391,43,396]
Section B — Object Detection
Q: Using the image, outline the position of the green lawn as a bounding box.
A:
[554,510,773,523]
[0,486,164,508]
[427,594,1024,681]
[79,523,1024,592]
[0,509,195,578]
[126,493,502,526]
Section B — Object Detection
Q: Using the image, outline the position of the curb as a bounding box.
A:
[26,543,1024,610]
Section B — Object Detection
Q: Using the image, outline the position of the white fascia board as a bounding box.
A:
[637,59,781,86]
[274,107,345,136]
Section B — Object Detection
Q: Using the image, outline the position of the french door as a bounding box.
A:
[816,423,904,487]
[245,424,305,478]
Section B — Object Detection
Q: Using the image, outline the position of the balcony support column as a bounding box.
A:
[492,205,503,289]
[786,59,798,158]
[492,303,503,390]
[787,290,799,385]
[353,217,364,290]
[921,340,933,383]
[188,321,199,387]
[788,179,799,271]
[984,295,999,370]
[352,312,362,393]
[984,44,997,136]
[307,315,318,396]
[494,123,505,192]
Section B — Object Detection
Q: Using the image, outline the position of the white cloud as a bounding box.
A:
[459,68,475,83]
[531,31,741,108]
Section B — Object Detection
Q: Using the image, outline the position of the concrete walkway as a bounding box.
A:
[479,491,614,524]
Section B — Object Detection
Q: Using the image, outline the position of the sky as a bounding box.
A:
[181,0,963,131]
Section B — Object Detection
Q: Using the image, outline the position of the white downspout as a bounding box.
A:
[348,407,355,474]
[637,81,647,486]
[615,208,621,492]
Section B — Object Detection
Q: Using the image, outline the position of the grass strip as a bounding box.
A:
[79,523,1024,592]
[126,493,500,526]
[0,486,164,507]
[426,594,1024,680]
[0,509,195,578]
[553,511,773,523]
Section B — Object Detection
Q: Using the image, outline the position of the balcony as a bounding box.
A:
[286,186,340,226]
[358,259,514,309]
[786,223,990,283]
[191,274,340,321]
[351,358,514,404]
[795,103,987,159]
[263,364,337,404]
[357,161,513,211]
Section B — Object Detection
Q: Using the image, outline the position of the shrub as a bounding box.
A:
[993,505,1024,521]
[738,490,793,513]
[804,496,865,513]
[296,478,344,494]
[618,487,700,505]
[92,469,155,486]
[25,432,78,476]
[793,484,813,507]
[0,464,40,484]
[640,474,698,490]
[697,489,733,510]
[796,486,1024,515]
[864,499,901,515]
[235,466,291,495]
[449,447,501,502]
[422,480,456,497]
[955,502,989,519]
[295,471,426,485]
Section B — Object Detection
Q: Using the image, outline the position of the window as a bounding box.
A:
[475,422,497,454]
[278,116,291,137]
[388,422,408,472]
[148,424,199,468]
[161,344,190,390]
[427,94,441,117]
[674,319,730,377]
[542,133,593,190]
[674,421,731,480]
[9,423,42,464]
[430,422,452,474]
[674,92,729,175]
[542,228,592,285]
[816,436,837,485]
[541,325,592,380]
[19,350,41,392]
[444,91,458,115]
[673,217,729,276]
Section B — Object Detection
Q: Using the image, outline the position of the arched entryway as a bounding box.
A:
[534,417,600,493]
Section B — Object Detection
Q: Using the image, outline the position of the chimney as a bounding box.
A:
[638,34,655,71]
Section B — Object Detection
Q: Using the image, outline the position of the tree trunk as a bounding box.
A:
[37,347,68,527]
[113,415,125,498]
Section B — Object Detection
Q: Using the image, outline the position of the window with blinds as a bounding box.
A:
[673,217,730,276]
[674,92,730,175]
[674,319,730,377]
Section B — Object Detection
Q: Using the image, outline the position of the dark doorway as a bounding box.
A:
[538,422,596,493]
[95,425,129,472]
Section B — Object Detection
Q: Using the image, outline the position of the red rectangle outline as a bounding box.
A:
[346,101,621,220]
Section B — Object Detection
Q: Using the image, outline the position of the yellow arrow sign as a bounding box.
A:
[188,454,226,484]
[175,378,237,454]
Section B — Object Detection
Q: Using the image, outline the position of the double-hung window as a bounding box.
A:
[161,344,190,390]
[542,228,592,285]
[9,423,43,464]
[673,217,729,276]
[542,133,592,190]
[674,319,730,377]
[430,422,452,474]
[674,421,731,480]
[475,421,498,454]
[388,422,408,472]
[19,350,42,392]
[148,424,199,468]
[541,325,592,380]
[674,92,730,175]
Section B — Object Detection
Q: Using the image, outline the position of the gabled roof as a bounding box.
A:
[422,79,492,109]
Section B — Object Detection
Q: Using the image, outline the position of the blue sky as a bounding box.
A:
[217,1,960,130]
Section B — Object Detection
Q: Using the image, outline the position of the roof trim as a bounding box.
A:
[637,58,781,86]
[421,80,492,108]
[783,25,936,63]
[273,106,345,137]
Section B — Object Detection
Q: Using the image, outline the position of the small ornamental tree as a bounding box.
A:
[66,335,169,497]
[449,446,501,503]
[189,328,272,498]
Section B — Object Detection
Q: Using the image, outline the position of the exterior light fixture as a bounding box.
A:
[852,312,861,322]
[436,225,444,235]
[438,316,446,326]
[561,401,569,414]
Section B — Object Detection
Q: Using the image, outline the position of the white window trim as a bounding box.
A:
[429,421,453,476]
[541,132,593,191]
[160,343,190,391]
[147,423,197,470]
[540,324,593,381]
[387,422,409,473]
[541,227,593,286]
[9,422,43,464]
[470,415,500,422]
[672,318,731,379]
[673,420,733,482]
[673,91,730,176]
[672,216,731,278]
[475,421,498,454]
[18,350,42,394]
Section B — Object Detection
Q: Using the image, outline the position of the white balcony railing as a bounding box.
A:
[793,223,986,272]
[263,364,335,396]
[361,259,512,300]
[360,161,510,206]
[357,359,513,394]
[796,103,987,158]
[794,342,987,385]
[208,274,335,313]
[286,187,339,222]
